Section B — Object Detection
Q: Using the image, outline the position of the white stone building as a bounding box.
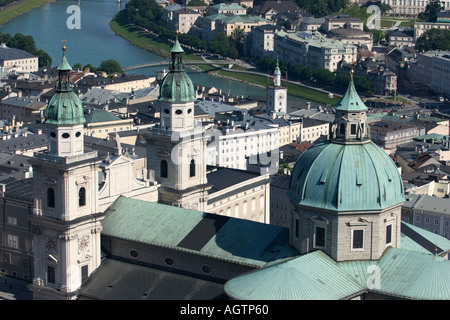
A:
[274,30,357,72]
[0,44,39,74]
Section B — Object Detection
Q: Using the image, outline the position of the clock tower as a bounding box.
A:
[266,61,287,115]
[29,43,103,300]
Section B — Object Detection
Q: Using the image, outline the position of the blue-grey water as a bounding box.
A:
[0,0,311,103]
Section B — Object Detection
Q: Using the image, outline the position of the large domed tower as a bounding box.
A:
[287,72,405,262]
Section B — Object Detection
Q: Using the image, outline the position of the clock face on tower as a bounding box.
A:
[45,236,57,253]
[78,235,89,252]
[278,93,284,100]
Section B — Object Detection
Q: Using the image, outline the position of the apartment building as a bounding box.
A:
[202,13,271,42]
[1,94,46,123]
[0,44,38,74]
[209,3,247,15]
[321,15,364,32]
[300,118,329,143]
[249,24,278,59]
[274,30,357,72]
[402,194,450,239]
[381,0,450,16]
[408,50,450,96]
[206,119,279,173]
[170,7,202,34]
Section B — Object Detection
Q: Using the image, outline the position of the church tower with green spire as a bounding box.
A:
[29,42,104,299]
[145,36,210,211]
[266,60,287,115]
[45,41,86,157]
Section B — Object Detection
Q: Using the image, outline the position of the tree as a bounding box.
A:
[83,64,97,72]
[353,75,374,94]
[186,0,207,6]
[34,49,52,67]
[99,59,124,74]
[415,29,450,52]
[418,0,443,22]
[208,33,232,58]
[312,68,335,86]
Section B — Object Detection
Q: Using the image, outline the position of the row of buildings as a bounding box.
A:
[161,1,450,98]
[1,37,448,300]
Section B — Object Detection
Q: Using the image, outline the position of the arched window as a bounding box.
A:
[190,159,195,177]
[160,160,168,178]
[79,187,86,207]
[47,188,55,208]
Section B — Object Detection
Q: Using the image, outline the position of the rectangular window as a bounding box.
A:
[7,216,17,225]
[7,234,18,248]
[47,266,55,284]
[81,265,89,282]
[340,123,345,135]
[315,226,326,247]
[386,224,392,244]
[351,124,357,135]
[295,218,299,238]
[352,229,364,249]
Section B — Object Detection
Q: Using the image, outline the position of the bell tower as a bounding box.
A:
[266,60,287,115]
[29,42,103,299]
[145,35,210,211]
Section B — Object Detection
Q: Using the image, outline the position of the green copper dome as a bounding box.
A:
[287,140,404,212]
[287,77,404,212]
[159,37,195,103]
[45,44,85,125]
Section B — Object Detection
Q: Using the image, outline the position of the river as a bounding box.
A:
[0,0,312,104]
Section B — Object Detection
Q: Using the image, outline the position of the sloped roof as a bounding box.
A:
[334,77,368,112]
[101,196,299,268]
[226,227,450,300]
[252,1,300,16]
[84,109,122,123]
[0,45,36,61]
[340,246,450,300]
[225,250,365,300]
[78,258,226,300]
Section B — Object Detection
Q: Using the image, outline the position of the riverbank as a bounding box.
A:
[109,10,338,105]
[0,0,55,27]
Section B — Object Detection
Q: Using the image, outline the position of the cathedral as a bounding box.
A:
[27,41,450,300]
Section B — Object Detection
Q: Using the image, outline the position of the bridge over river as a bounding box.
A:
[123,60,233,71]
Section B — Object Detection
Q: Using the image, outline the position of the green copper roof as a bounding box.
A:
[102,196,299,268]
[339,246,450,300]
[225,229,450,300]
[334,77,368,112]
[45,46,85,125]
[45,90,85,125]
[274,61,281,75]
[159,38,196,102]
[57,54,72,71]
[287,140,405,212]
[159,71,196,102]
[225,250,365,300]
[170,36,184,53]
